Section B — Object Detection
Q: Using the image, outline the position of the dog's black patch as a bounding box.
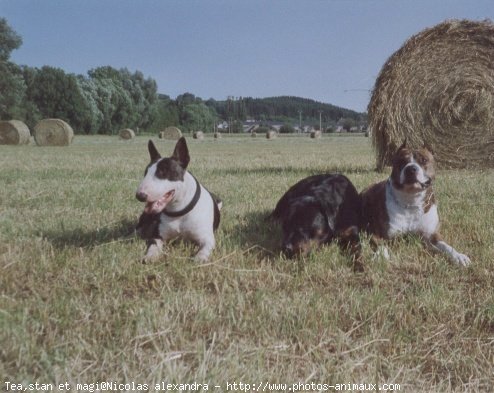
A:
[210,192,221,231]
[136,212,161,240]
[154,158,186,181]
[272,174,361,260]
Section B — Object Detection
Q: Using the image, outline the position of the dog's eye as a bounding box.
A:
[417,156,427,165]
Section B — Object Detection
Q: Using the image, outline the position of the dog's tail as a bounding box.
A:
[210,192,223,211]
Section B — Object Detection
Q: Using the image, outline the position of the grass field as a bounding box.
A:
[1,134,493,392]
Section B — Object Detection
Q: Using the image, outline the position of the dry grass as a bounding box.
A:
[119,128,136,140]
[33,119,74,146]
[0,134,493,391]
[0,120,31,145]
[193,131,204,140]
[369,19,494,170]
[160,126,183,140]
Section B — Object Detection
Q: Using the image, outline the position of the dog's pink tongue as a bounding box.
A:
[143,192,174,214]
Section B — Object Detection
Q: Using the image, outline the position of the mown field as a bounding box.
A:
[1,134,493,392]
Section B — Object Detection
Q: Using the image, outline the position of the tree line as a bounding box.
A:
[1,18,364,135]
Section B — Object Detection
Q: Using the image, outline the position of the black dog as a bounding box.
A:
[271,174,362,265]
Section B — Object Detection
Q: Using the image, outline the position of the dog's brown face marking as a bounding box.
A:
[391,143,435,192]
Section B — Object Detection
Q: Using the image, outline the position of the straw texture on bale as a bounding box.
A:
[266,130,277,140]
[159,127,182,140]
[368,19,494,169]
[0,120,31,145]
[33,119,74,146]
[310,130,322,139]
[193,131,204,140]
[119,128,135,140]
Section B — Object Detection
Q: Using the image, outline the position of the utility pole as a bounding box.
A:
[319,110,322,132]
[298,110,302,133]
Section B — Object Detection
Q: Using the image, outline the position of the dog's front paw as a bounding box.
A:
[450,252,471,267]
[141,239,164,263]
[141,253,160,264]
[372,245,390,262]
[193,253,210,264]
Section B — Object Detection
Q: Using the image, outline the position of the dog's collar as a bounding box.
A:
[163,175,201,217]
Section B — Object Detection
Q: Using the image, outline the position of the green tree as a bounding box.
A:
[181,103,217,132]
[26,66,90,132]
[88,66,159,133]
[279,124,296,133]
[341,117,356,132]
[0,18,26,119]
[0,17,22,61]
[149,95,180,131]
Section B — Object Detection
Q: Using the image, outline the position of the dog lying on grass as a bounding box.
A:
[135,138,222,263]
[360,140,470,266]
[270,174,362,268]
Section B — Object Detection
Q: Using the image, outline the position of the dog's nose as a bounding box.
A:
[282,244,294,258]
[404,165,418,176]
[136,191,148,202]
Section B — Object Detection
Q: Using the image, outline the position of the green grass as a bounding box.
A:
[1,134,493,392]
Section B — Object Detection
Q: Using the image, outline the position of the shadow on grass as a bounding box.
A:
[228,209,282,260]
[42,218,138,250]
[214,165,374,177]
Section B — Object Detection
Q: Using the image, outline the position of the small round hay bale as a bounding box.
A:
[369,19,494,170]
[310,130,322,139]
[0,120,31,145]
[119,128,135,140]
[159,126,182,140]
[193,131,204,140]
[251,132,257,138]
[266,130,277,140]
[214,132,222,139]
[33,119,74,146]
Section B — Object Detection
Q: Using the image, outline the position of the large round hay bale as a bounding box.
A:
[193,131,204,140]
[368,19,494,170]
[0,120,31,145]
[159,126,182,140]
[119,128,135,140]
[266,130,277,140]
[214,132,222,139]
[310,130,322,139]
[33,119,74,146]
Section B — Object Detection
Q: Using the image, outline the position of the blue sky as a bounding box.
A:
[1,0,492,112]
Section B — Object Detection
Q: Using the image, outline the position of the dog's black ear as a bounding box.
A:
[148,140,161,162]
[172,137,190,169]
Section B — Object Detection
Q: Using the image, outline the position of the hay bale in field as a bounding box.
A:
[368,19,494,170]
[214,132,222,139]
[251,132,257,138]
[0,120,31,145]
[310,130,322,139]
[193,131,204,140]
[266,130,277,140]
[119,128,135,140]
[159,126,182,140]
[33,119,74,146]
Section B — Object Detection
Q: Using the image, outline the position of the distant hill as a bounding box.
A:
[205,95,366,126]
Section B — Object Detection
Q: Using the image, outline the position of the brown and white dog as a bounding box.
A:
[361,141,470,266]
